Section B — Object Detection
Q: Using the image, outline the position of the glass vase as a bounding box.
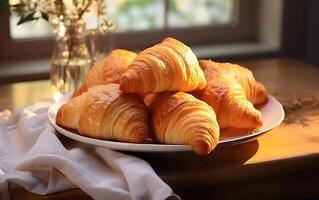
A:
[50,16,91,101]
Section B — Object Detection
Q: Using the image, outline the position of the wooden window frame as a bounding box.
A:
[0,0,259,61]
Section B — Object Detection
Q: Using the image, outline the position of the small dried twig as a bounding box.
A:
[283,98,303,114]
[281,94,319,126]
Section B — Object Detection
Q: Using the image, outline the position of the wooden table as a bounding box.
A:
[2,58,319,200]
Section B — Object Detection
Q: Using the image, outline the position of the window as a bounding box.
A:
[0,0,258,61]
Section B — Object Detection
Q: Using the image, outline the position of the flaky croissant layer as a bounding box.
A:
[151,92,220,155]
[73,49,137,97]
[57,84,149,143]
[120,37,207,94]
[196,60,267,130]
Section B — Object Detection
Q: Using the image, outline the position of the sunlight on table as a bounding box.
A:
[0,80,52,111]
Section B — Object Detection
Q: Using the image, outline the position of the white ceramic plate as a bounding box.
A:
[48,95,284,152]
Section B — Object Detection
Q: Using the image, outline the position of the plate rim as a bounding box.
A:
[48,95,285,152]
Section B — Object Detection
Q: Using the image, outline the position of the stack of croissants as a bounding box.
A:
[56,37,268,155]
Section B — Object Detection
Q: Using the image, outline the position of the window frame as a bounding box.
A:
[0,0,259,61]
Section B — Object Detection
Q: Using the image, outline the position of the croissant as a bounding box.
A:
[120,37,207,94]
[143,93,159,108]
[57,84,149,143]
[200,61,268,106]
[150,92,220,155]
[73,49,137,97]
[195,60,268,130]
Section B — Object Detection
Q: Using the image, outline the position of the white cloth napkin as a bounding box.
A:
[0,100,178,200]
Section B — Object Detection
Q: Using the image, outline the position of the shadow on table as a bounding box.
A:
[125,140,259,176]
[59,130,260,190]
[59,129,259,174]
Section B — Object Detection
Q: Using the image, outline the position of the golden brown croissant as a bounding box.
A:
[150,92,220,155]
[195,60,268,130]
[73,49,137,97]
[120,37,207,94]
[57,84,149,143]
[143,93,159,108]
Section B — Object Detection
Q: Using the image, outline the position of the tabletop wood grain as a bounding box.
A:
[1,58,319,199]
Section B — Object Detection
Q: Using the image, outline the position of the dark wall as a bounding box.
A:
[0,0,5,11]
[281,0,307,60]
[305,0,319,66]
